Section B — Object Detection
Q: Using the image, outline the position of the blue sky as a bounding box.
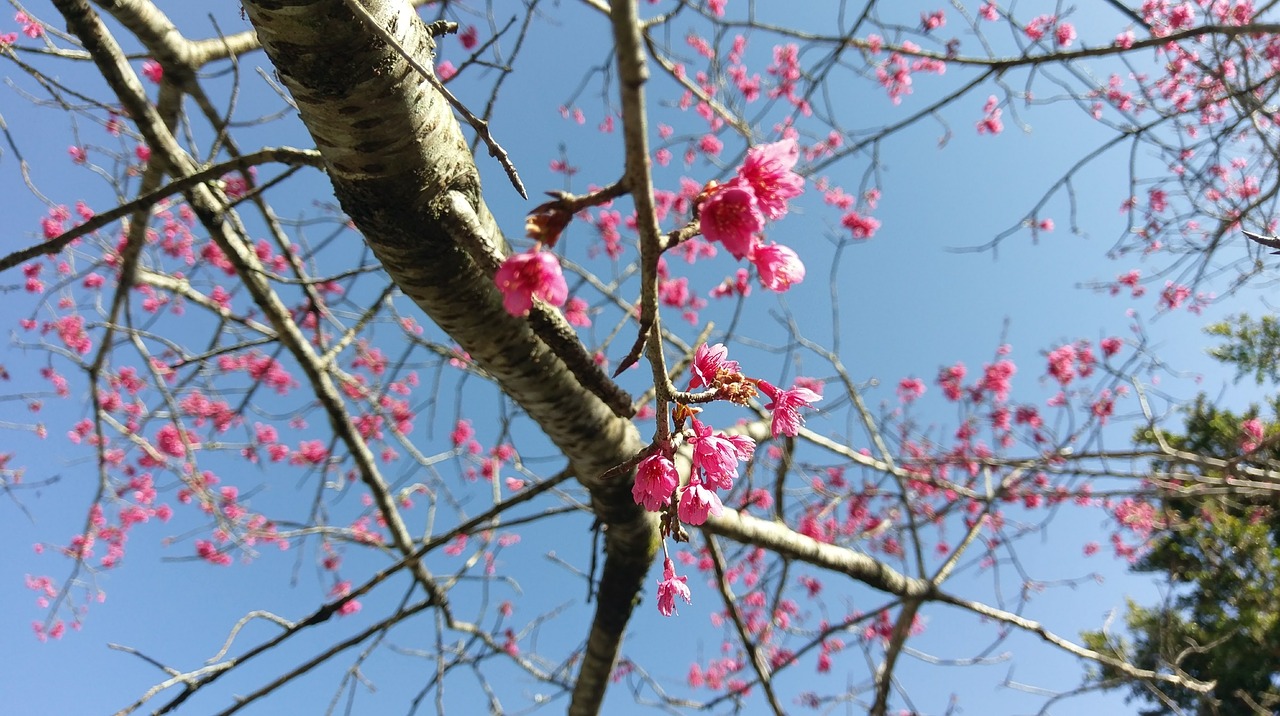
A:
[1,1,1273,714]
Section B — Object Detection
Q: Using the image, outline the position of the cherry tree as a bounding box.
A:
[3,0,1278,714]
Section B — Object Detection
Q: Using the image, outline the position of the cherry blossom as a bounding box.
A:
[632,452,679,511]
[841,210,880,239]
[689,342,739,390]
[459,25,478,50]
[564,297,591,327]
[756,380,821,437]
[141,60,163,84]
[736,138,805,220]
[976,95,1003,135]
[897,377,926,403]
[750,243,805,292]
[494,249,568,316]
[689,417,754,490]
[698,182,763,260]
[677,478,723,525]
[656,558,691,616]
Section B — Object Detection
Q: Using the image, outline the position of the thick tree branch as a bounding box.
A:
[237,2,656,713]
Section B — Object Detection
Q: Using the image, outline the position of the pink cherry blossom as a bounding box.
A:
[699,183,763,260]
[656,558,691,616]
[1091,389,1115,424]
[632,452,679,511]
[841,210,880,239]
[977,95,1003,135]
[979,359,1016,402]
[1025,14,1055,42]
[750,243,805,292]
[736,138,804,220]
[1047,344,1077,386]
[678,478,723,525]
[690,418,753,490]
[1160,281,1191,310]
[690,342,739,390]
[897,377,926,403]
[757,380,821,437]
[494,249,568,316]
[17,12,42,38]
[1055,22,1076,47]
[565,297,591,327]
[459,25,478,50]
[710,268,752,299]
[141,60,163,84]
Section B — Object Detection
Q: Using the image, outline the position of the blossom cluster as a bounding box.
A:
[697,138,807,292]
[493,137,808,324]
[635,343,820,617]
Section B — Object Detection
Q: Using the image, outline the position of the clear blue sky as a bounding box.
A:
[1,2,1269,714]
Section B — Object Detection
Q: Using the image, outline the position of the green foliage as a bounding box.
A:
[1205,314,1280,386]
[1081,393,1280,715]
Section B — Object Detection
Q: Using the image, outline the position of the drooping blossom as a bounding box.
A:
[689,417,755,490]
[750,243,805,292]
[678,478,723,525]
[757,380,821,437]
[736,138,805,220]
[656,558,691,616]
[633,452,679,511]
[494,249,568,316]
[698,182,763,260]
